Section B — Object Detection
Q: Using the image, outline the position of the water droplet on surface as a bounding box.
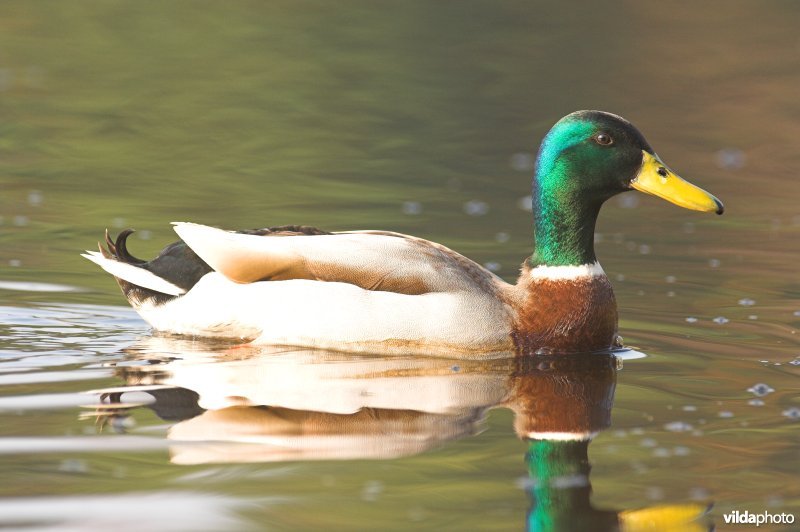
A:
[715,148,746,170]
[712,316,729,324]
[664,421,693,432]
[782,407,800,420]
[483,261,501,272]
[653,448,670,458]
[510,152,534,171]
[747,383,775,397]
[361,480,384,502]
[738,298,756,306]
[673,446,690,456]
[685,317,698,323]
[463,200,489,216]
[27,190,43,206]
[401,201,422,215]
[618,194,640,209]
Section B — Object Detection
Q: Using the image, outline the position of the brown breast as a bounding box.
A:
[511,272,618,355]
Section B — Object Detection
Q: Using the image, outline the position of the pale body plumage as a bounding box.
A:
[85,223,588,354]
[83,223,604,355]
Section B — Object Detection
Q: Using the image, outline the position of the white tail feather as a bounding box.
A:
[81,251,186,296]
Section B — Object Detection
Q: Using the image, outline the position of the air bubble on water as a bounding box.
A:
[665,275,677,283]
[616,274,625,282]
[666,291,675,297]
[682,405,697,412]
[789,358,800,366]
[136,230,152,240]
[782,407,800,420]
[510,152,535,172]
[708,259,721,268]
[27,190,43,206]
[12,215,29,227]
[517,195,533,212]
[640,438,657,448]
[718,411,734,418]
[638,244,651,255]
[747,383,774,397]
[748,399,765,406]
[9,259,21,267]
[653,448,671,458]
[715,148,745,170]
[58,459,88,473]
[495,232,510,243]
[463,200,489,216]
[361,480,384,502]
[683,222,695,234]
[738,298,756,306]
[793,311,800,317]
[112,217,126,228]
[594,233,604,243]
[689,487,710,500]
[673,446,690,456]
[664,421,693,432]
[402,201,422,215]
[618,195,640,209]
[748,315,758,320]
[484,261,501,272]
[685,317,698,323]
[645,486,665,501]
[712,316,729,324]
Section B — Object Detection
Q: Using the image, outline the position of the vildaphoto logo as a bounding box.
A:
[722,510,795,526]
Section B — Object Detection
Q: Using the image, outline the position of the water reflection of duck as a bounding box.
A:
[83,111,723,355]
[88,341,711,530]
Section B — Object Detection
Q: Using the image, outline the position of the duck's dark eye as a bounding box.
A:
[593,133,613,146]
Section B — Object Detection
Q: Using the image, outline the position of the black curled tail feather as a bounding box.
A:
[97,228,211,307]
[115,229,146,264]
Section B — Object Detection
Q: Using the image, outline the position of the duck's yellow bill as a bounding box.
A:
[631,151,724,215]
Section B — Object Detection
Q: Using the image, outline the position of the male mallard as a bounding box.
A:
[83,111,723,355]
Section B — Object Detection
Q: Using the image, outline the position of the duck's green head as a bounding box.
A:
[530,110,723,267]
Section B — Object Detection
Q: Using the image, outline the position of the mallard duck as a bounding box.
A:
[83,110,723,355]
